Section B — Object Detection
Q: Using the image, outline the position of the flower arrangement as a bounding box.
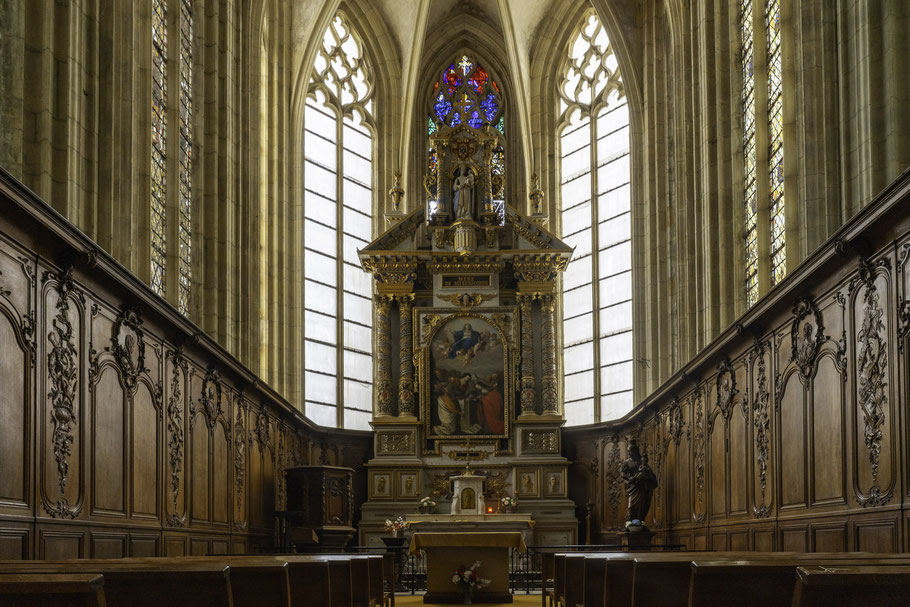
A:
[418,496,437,512]
[452,560,490,600]
[500,496,517,512]
[384,516,406,537]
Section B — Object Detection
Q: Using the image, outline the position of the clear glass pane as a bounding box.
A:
[306,401,337,427]
[305,310,337,345]
[564,341,594,375]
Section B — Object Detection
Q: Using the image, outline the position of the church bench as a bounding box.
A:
[791,565,910,607]
[0,562,232,607]
[0,573,106,607]
[688,557,910,607]
[148,557,292,607]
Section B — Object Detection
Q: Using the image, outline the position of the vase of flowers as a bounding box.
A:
[500,495,518,513]
[452,560,490,604]
[418,496,437,514]
[384,516,406,538]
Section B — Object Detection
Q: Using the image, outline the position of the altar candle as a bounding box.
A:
[487,506,493,513]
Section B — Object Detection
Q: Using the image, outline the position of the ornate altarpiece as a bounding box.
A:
[357,121,578,546]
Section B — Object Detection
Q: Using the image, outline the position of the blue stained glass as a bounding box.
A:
[427,115,437,135]
[480,93,498,122]
[467,110,483,129]
[434,93,451,122]
[450,112,461,127]
[495,116,505,134]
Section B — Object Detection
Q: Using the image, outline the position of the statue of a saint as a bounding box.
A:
[620,441,658,526]
[453,166,475,220]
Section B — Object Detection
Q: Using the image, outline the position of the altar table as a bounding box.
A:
[409,532,526,604]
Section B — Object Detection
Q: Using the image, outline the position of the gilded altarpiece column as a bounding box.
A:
[518,294,536,415]
[539,294,559,414]
[375,295,394,416]
[398,294,415,416]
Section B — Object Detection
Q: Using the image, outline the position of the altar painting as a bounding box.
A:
[425,315,509,439]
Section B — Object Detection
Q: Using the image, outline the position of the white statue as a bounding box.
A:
[453,166,475,220]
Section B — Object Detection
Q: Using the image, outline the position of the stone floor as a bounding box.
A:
[396,594,541,606]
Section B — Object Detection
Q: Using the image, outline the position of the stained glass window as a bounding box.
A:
[305,14,374,430]
[430,55,502,128]
[741,0,758,308]
[558,12,632,425]
[766,0,786,286]
[150,0,167,297]
[177,0,193,316]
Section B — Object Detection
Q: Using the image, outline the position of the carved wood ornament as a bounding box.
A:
[109,307,147,393]
[166,348,187,527]
[750,340,772,518]
[44,268,82,519]
[790,297,826,380]
[196,367,223,430]
[853,262,891,507]
[715,359,738,423]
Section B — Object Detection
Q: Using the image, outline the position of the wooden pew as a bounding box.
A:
[792,565,910,607]
[0,562,232,607]
[0,573,106,607]
[688,557,910,607]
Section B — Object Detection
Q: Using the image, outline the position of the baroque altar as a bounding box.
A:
[357,119,577,547]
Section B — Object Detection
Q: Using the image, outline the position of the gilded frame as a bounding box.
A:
[415,307,517,442]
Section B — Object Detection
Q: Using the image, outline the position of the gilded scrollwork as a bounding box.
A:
[521,429,558,453]
[377,430,414,455]
[45,267,83,518]
[439,292,485,307]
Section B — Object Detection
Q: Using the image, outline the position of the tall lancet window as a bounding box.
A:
[741,0,786,308]
[150,0,194,316]
[304,14,374,429]
[558,12,632,425]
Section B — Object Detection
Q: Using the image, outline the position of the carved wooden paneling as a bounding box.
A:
[812,522,848,552]
[811,353,846,505]
[0,305,30,510]
[92,365,125,515]
[778,370,806,508]
[131,380,160,518]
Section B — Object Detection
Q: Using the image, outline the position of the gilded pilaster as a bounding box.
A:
[518,294,536,415]
[398,294,416,416]
[375,295,394,416]
[539,294,558,414]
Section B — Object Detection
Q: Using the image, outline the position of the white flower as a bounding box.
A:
[452,575,460,583]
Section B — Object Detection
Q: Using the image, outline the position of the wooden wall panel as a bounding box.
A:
[0,176,373,559]
[565,172,910,553]
[92,365,126,515]
[131,381,159,518]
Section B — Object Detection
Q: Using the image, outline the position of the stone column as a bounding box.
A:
[375,295,394,416]
[518,294,536,415]
[540,294,558,414]
[397,294,416,416]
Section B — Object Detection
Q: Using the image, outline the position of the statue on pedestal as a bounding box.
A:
[620,441,658,528]
[453,165,475,220]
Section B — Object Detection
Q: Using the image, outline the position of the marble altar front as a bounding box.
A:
[405,513,535,545]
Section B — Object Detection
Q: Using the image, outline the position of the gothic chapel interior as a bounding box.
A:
[1,0,910,604]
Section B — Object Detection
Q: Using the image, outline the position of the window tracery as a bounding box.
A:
[557,12,632,425]
[151,0,167,297]
[177,0,193,315]
[304,14,374,430]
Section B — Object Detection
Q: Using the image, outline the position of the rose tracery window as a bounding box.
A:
[558,12,633,425]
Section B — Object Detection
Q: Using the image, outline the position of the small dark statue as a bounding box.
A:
[620,441,658,530]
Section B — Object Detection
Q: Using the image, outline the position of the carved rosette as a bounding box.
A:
[855,267,889,507]
[166,349,187,527]
[790,298,825,380]
[45,268,82,518]
[751,342,771,518]
[605,438,623,527]
[715,359,738,422]
[539,294,558,414]
[518,294,536,414]
[397,295,416,415]
[375,295,394,415]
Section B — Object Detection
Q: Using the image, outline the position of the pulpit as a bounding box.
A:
[410,531,525,604]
